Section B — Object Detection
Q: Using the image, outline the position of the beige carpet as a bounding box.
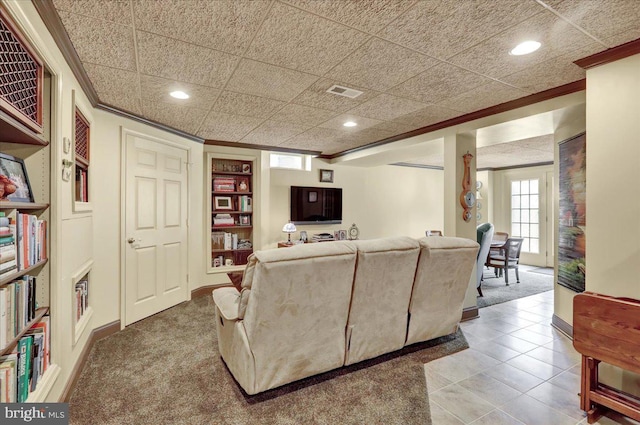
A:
[69,295,468,425]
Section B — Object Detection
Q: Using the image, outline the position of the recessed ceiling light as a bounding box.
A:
[170,90,189,99]
[510,41,541,56]
[343,121,357,127]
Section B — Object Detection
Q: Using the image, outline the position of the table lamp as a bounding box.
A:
[282,221,297,244]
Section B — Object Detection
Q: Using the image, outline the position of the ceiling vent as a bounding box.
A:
[326,85,363,99]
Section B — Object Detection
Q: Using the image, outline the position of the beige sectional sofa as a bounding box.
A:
[212,236,478,395]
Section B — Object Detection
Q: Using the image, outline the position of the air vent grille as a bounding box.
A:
[75,108,90,163]
[0,11,41,127]
[326,85,363,99]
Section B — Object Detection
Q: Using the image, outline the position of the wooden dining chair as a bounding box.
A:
[486,231,509,268]
[486,238,524,285]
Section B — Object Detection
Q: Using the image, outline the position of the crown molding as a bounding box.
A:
[327,79,586,160]
[574,37,640,70]
[204,140,321,156]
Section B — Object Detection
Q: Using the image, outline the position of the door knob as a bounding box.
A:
[127,238,135,244]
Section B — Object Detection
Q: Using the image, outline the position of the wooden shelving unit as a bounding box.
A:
[210,156,254,270]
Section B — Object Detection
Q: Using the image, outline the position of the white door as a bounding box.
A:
[124,134,188,325]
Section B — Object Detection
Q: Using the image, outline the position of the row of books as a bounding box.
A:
[0,276,38,348]
[75,279,89,323]
[213,177,250,193]
[75,167,89,202]
[0,214,15,277]
[212,232,239,250]
[0,315,50,402]
[0,213,47,278]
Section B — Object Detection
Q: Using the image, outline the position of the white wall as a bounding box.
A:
[268,160,444,247]
[584,53,640,395]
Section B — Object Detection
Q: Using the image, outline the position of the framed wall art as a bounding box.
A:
[0,153,34,202]
[558,132,586,293]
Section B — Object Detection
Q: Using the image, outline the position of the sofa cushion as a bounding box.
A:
[406,236,479,345]
[345,237,420,365]
[239,241,358,393]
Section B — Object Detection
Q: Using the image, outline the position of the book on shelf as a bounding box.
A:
[75,279,89,322]
[0,276,37,347]
[213,214,234,226]
[0,314,50,403]
[75,167,89,202]
[13,213,46,271]
[213,177,236,192]
[239,195,252,212]
[0,352,18,403]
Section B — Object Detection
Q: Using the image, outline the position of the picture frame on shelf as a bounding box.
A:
[339,229,347,240]
[0,153,34,202]
[214,196,233,210]
[319,169,334,183]
[237,177,250,192]
[239,215,251,226]
[242,163,251,174]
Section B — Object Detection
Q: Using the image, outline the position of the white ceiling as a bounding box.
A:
[49,0,639,160]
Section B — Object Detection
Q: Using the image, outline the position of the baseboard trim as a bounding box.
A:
[551,314,573,339]
[461,306,479,322]
[191,285,217,299]
[61,320,120,402]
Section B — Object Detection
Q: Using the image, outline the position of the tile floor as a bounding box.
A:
[427,290,640,425]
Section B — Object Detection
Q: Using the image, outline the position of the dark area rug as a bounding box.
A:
[69,295,468,425]
[477,269,554,308]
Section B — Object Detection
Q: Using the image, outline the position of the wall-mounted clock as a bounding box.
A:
[460,152,474,222]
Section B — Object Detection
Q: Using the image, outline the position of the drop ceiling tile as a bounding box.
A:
[83,63,141,114]
[57,11,136,71]
[547,0,640,44]
[211,91,286,120]
[318,114,383,131]
[437,81,529,114]
[393,105,462,129]
[603,28,640,49]
[53,0,132,24]
[226,59,319,102]
[371,120,419,135]
[139,75,220,110]
[292,79,379,113]
[278,127,345,151]
[270,104,339,127]
[347,93,429,121]
[500,43,601,93]
[338,127,396,146]
[390,63,492,104]
[512,136,555,153]
[285,0,416,34]
[136,31,239,88]
[447,11,597,79]
[140,100,209,135]
[379,0,543,59]
[326,38,439,91]
[245,2,369,75]
[197,111,264,142]
[241,120,310,145]
[133,0,270,55]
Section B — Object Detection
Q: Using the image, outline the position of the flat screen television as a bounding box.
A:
[290,186,342,225]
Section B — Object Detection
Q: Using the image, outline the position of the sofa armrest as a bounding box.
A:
[212,287,241,321]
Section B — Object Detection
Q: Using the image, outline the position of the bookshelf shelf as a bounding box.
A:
[210,171,252,177]
[25,364,60,403]
[0,307,49,356]
[0,259,48,286]
[0,202,49,211]
[212,225,252,230]
[212,191,253,196]
[212,248,253,254]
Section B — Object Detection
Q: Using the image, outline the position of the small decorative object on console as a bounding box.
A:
[348,223,359,240]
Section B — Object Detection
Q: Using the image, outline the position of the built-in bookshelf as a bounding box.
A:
[74,105,90,204]
[0,4,59,403]
[71,261,92,346]
[209,156,254,272]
